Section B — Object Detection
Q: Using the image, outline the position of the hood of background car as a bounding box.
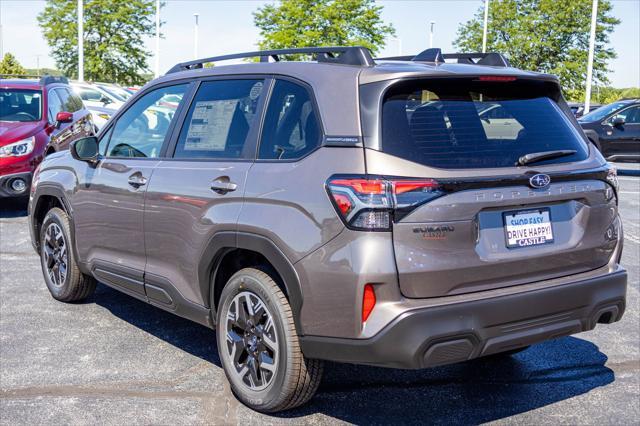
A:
[0,121,44,146]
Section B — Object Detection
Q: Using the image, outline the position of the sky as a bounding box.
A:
[0,0,638,87]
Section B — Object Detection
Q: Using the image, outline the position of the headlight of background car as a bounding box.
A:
[0,136,35,158]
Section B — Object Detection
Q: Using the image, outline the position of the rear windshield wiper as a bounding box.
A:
[516,150,577,166]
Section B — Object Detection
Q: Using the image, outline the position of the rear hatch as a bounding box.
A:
[362,76,619,298]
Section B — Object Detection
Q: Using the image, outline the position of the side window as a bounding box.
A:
[98,125,114,155]
[259,80,321,160]
[173,79,264,159]
[616,106,640,124]
[47,90,63,122]
[106,84,187,158]
[66,89,85,112]
[55,88,84,113]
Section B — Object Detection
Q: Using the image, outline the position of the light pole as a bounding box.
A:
[154,0,160,78]
[482,0,490,53]
[429,21,435,48]
[77,0,84,81]
[35,55,42,76]
[584,0,599,115]
[193,13,199,59]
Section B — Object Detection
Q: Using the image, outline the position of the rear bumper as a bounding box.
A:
[0,171,32,198]
[300,268,627,369]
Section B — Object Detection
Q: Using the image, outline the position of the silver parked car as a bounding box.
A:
[28,47,626,413]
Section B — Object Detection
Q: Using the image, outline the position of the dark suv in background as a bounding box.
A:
[0,76,93,198]
[28,47,626,412]
[579,99,640,162]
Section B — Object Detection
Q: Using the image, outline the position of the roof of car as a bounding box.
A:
[1,76,70,89]
[155,59,557,88]
[0,79,42,89]
[157,47,558,88]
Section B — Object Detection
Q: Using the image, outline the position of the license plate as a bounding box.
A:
[503,209,554,248]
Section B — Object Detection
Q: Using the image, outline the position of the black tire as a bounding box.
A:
[216,267,323,413]
[39,207,96,302]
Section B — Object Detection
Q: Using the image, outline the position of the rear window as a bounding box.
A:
[381,78,588,169]
[0,89,43,122]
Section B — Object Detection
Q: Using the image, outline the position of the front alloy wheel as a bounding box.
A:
[39,207,96,302]
[42,222,68,287]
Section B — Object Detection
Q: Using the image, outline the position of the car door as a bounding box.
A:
[143,78,267,307]
[72,83,190,298]
[603,105,640,157]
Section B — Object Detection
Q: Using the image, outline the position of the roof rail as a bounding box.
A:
[39,75,69,85]
[412,48,510,67]
[166,46,375,74]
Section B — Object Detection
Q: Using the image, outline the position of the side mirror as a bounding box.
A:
[101,96,113,106]
[55,111,73,126]
[612,116,625,127]
[70,136,100,165]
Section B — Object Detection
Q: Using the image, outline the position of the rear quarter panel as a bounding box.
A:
[237,147,365,262]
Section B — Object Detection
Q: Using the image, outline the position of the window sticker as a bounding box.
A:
[249,82,263,100]
[184,99,238,151]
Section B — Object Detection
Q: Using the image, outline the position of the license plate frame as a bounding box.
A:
[503,208,554,249]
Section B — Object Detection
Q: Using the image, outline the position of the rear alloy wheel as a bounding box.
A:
[40,207,96,302]
[224,291,279,391]
[216,267,323,413]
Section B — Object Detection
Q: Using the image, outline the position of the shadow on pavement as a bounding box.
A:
[92,283,221,367]
[0,198,28,218]
[291,337,613,424]
[92,283,613,424]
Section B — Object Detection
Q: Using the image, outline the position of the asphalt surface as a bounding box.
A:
[0,177,638,425]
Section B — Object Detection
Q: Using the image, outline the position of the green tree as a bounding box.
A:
[254,0,395,56]
[38,0,159,85]
[454,0,619,99]
[0,53,27,75]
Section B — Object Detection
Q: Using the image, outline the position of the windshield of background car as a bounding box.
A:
[106,85,132,100]
[0,88,43,122]
[98,85,128,102]
[381,78,588,169]
[578,101,629,122]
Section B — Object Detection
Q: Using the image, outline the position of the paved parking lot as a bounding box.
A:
[1,176,638,425]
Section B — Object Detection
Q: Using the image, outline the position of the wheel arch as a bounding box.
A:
[31,185,79,264]
[199,232,305,334]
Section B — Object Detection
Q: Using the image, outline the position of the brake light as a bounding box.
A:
[476,75,517,82]
[362,284,376,323]
[392,179,439,194]
[329,178,386,194]
[326,175,444,230]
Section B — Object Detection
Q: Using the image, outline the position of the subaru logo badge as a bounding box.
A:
[529,173,551,189]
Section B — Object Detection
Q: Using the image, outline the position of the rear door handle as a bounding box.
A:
[211,177,237,194]
[128,172,148,188]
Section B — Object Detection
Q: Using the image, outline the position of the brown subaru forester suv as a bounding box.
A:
[29,47,626,412]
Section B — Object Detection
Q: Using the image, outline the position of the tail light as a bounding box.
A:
[326,175,445,231]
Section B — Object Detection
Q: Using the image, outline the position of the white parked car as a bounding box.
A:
[86,105,117,131]
[71,82,124,110]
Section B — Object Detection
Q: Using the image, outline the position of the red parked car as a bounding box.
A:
[0,76,94,198]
